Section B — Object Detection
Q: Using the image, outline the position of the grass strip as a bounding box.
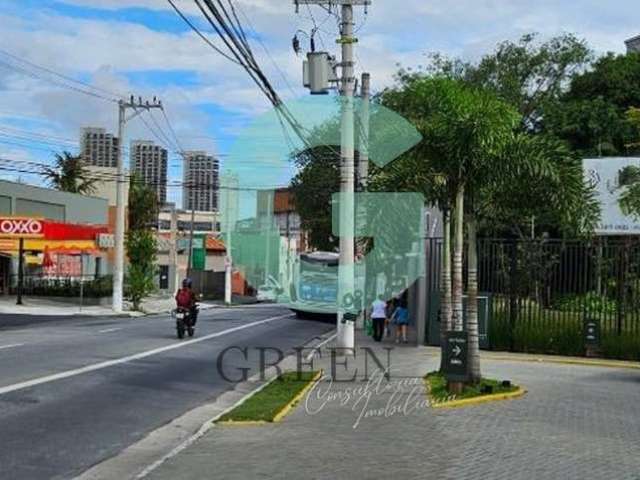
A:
[218,371,320,423]
[425,371,519,405]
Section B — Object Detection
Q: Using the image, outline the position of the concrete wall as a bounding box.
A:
[0,180,108,224]
[86,166,128,207]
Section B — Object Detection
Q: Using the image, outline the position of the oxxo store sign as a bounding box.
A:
[0,217,109,253]
[0,218,44,238]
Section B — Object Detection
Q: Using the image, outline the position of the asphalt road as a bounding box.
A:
[0,305,333,480]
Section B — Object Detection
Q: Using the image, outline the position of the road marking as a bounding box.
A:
[0,313,294,397]
[98,328,122,334]
[305,333,337,361]
[0,343,24,351]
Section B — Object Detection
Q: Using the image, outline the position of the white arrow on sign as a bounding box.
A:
[452,345,462,357]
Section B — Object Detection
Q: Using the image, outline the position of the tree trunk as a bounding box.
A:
[466,216,481,384]
[439,208,453,371]
[452,185,465,331]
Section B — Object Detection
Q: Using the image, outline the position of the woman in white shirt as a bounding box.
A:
[370,295,387,342]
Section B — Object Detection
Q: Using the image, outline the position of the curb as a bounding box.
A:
[129,328,337,479]
[430,386,527,409]
[418,347,640,371]
[482,354,640,371]
[272,369,324,422]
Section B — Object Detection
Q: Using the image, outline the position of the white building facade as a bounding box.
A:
[80,127,119,168]
[182,151,219,212]
[131,140,168,206]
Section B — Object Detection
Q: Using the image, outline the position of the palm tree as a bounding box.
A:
[42,151,96,195]
[380,77,519,384]
[465,133,600,381]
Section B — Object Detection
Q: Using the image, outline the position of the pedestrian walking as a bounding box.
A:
[370,295,387,342]
[391,300,409,343]
[384,298,395,339]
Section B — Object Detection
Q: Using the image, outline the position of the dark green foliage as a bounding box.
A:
[128,173,159,231]
[601,334,640,361]
[545,52,640,156]
[125,174,158,310]
[552,292,618,316]
[420,33,593,131]
[42,151,97,194]
[15,275,113,298]
[425,371,518,402]
[126,230,157,310]
[490,303,640,360]
[290,145,340,252]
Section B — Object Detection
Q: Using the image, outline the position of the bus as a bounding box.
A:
[288,251,339,318]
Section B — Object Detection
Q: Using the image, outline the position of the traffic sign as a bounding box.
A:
[584,318,601,346]
[443,331,469,383]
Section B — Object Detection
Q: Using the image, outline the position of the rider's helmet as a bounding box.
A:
[182,278,192,288]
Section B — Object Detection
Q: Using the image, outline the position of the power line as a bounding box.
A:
[0,59,118,103]
[165,0,242,66]
[0,49,192,161]
[0,48,122,99]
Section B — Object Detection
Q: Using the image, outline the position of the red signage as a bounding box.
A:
[0,217,44,238]
[42,221,108,241]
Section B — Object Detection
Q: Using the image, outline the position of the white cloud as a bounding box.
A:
[1,0,639,191]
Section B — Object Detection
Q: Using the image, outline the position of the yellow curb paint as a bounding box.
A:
[216,370,323,427]
[430,387,527,409]
[272,370,323,423]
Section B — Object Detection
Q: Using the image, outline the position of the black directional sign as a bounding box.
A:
[584,318,601,346]
[443,331,469,382]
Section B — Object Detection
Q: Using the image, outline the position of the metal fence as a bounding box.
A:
[426,238,640,359]
[9,274,113,299]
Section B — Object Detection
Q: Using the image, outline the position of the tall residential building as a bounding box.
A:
[626,35,640,53]
[80,127,119,167]
[182,151,219,212]
[130,140,168,206]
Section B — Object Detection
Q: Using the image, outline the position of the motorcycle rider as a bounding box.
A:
[175,278,198,326]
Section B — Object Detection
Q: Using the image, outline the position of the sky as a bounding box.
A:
[0,0,639,207]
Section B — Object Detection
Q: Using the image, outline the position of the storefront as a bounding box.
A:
[0,217,111,294]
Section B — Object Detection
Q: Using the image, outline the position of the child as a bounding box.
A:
[391,301,409,343]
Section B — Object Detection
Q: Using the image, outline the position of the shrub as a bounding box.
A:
[552,292,617,315]
[601,333,640,361]
[490,304,640,360]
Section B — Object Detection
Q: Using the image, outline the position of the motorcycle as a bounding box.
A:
[173,305,198,339]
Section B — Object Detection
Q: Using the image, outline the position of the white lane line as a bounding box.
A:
[98,328,122,334]
[0,313,294,397]
[305,332,337,362]
[0,343,24,351]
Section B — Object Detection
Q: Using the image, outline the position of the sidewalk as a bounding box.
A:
[0,294,216,318]
[146,332,640,480]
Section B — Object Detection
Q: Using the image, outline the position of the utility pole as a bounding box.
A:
[358,73,370,192]
[169,203,178,292]
[187,196,196,275]
[222,174,238,305]
[295,0,370,353]
[337,0,356,352]
[264,191,273,286]
[356,72,370,330]
[112,95,163,313]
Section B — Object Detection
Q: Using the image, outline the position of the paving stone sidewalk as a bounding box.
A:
[147,332,640,480]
